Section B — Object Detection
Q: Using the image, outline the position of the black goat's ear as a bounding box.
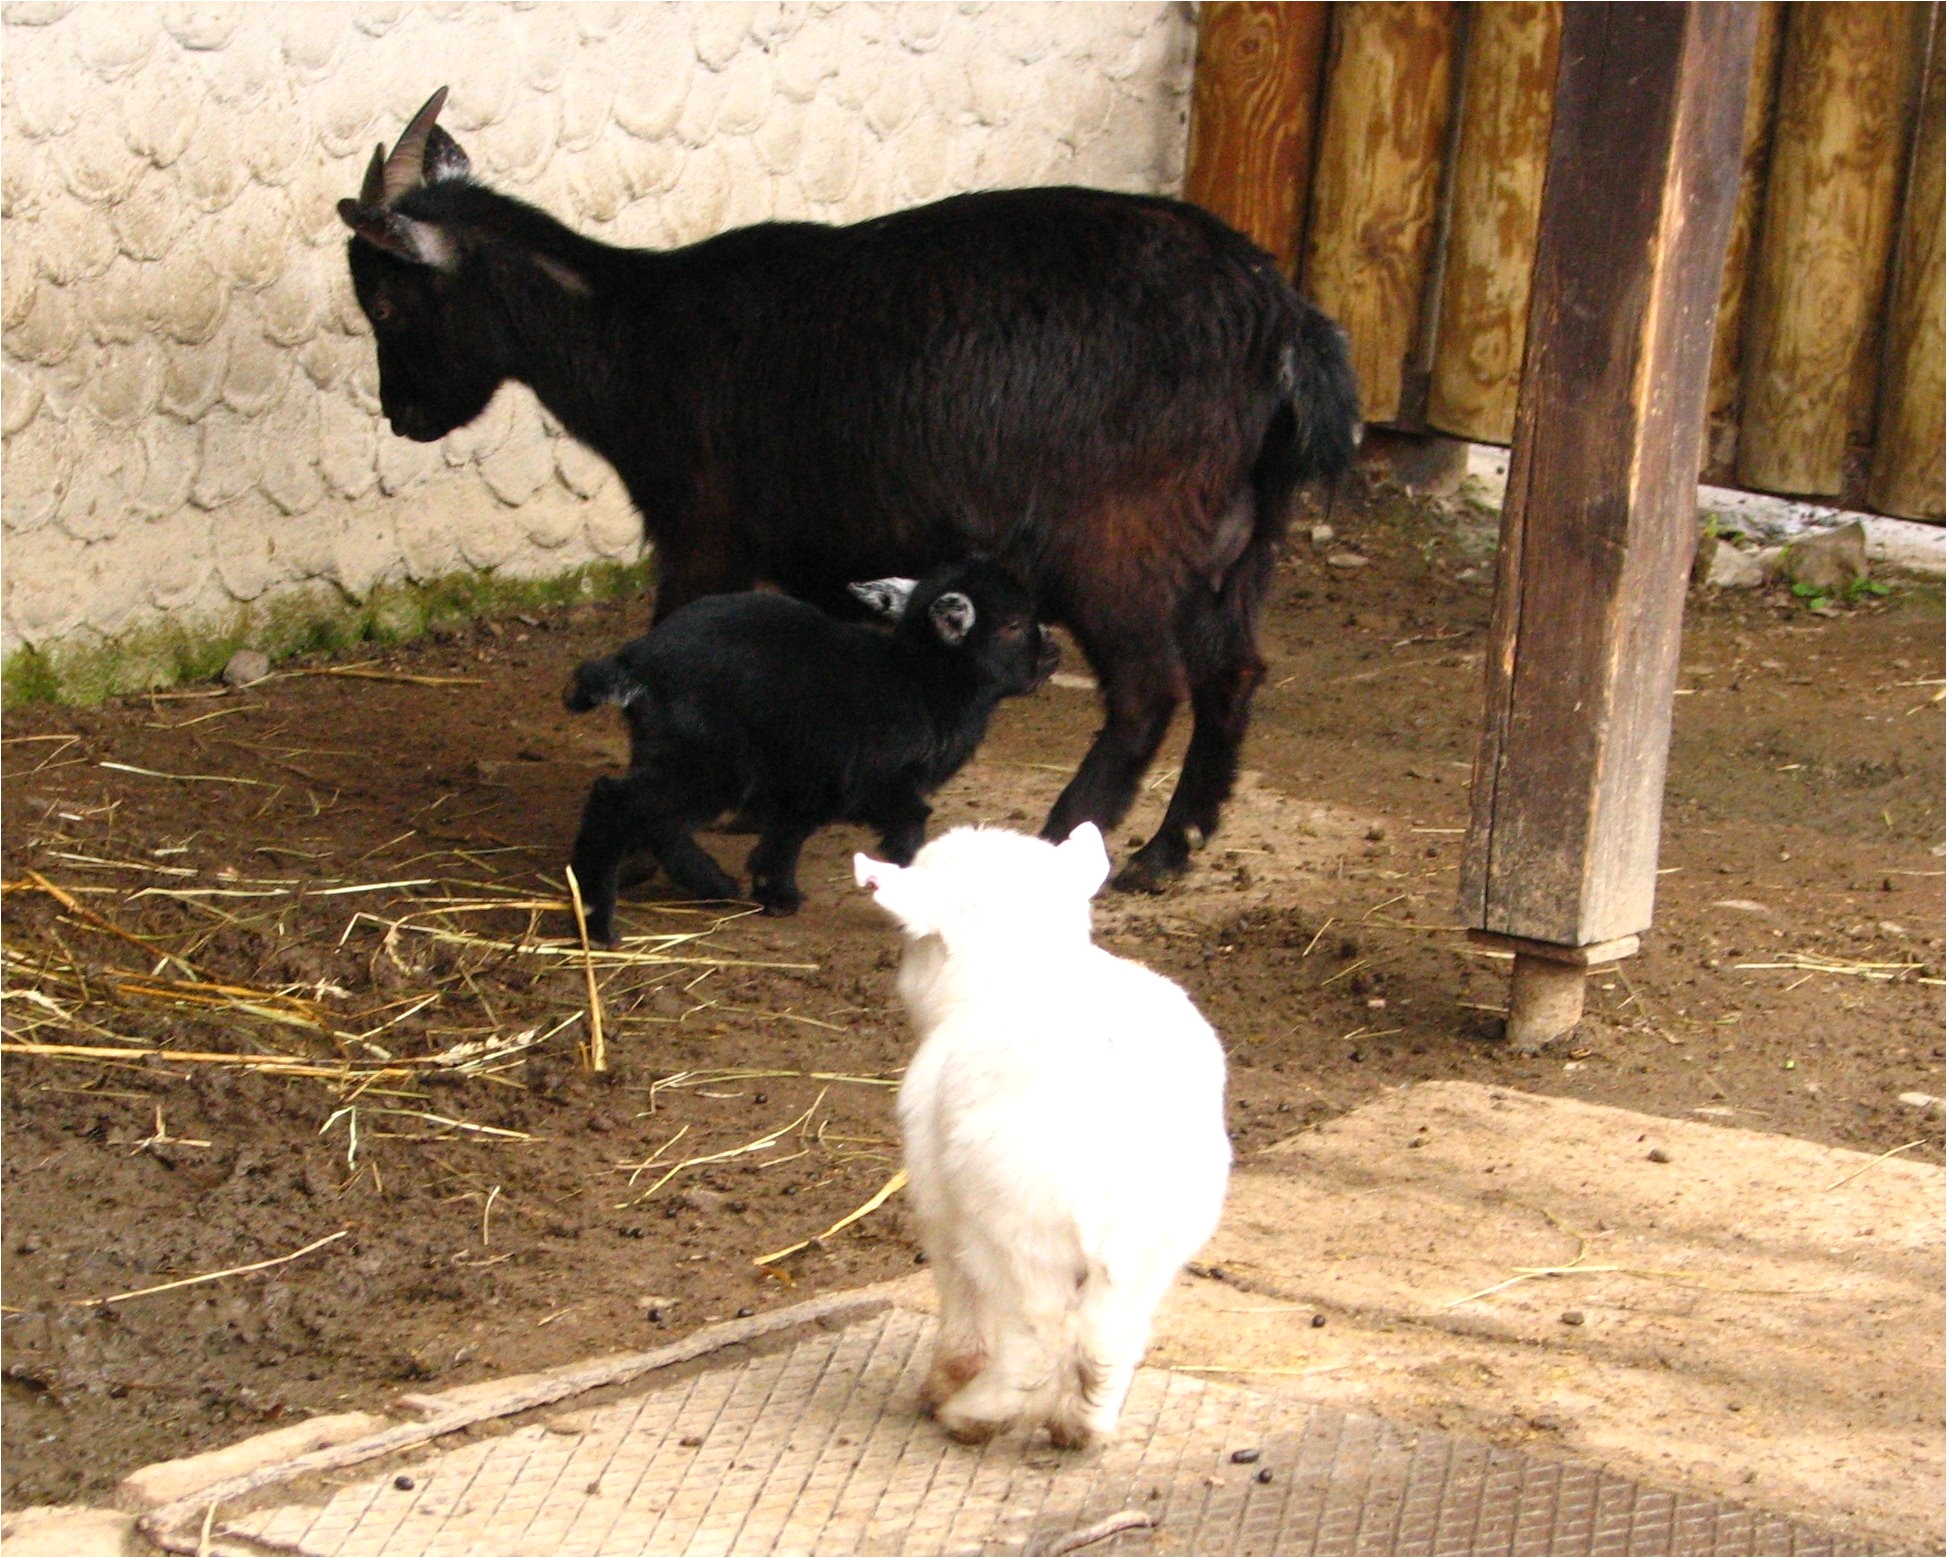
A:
[424,124,471,183]
[848,577,917,620]
[337,201,456,272]
[929,592,976,645]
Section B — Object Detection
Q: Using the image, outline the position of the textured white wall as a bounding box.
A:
[0,1,1195,670]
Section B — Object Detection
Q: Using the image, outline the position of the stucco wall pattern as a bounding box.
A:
[0,1,1195,661]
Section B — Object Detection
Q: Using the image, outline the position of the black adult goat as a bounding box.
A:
[340,89,1359,890]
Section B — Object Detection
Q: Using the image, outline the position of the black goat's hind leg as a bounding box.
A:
[1116,653,1266,891]
[1117,559,1273,893]
[645,816,741,906]
[1040,652,1184,850]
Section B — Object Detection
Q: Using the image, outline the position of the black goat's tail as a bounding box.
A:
[1253,304,1362,524]
[563,655,639,714]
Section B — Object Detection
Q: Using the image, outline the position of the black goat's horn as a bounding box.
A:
[380,86,450,207]
[358,143,386,209]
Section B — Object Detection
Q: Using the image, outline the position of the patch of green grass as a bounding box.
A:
[2,560,651,709]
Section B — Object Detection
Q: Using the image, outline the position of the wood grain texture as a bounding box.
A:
[1183,2,1331,277]
[1867,3,1945,520]
[1299,2,1459,424]
[1423,2,1562,445]
[1460,3,1758,947]
[1701,0,1787,478]
[1736,2,1915,497]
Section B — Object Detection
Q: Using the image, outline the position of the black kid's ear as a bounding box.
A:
[929,592,975,645]
[849,577,918,620]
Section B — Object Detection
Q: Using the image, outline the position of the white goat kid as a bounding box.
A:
[855,823,1231,1448]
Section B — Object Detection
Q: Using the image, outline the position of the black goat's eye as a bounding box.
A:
[369,298,394,324]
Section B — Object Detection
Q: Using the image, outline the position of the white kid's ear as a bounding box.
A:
[1059,821,1112,898]
[853,852,943,936]
[848,578,918,620]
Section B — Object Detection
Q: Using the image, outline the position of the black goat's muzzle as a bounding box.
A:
[388,411,445,443]
[1027,632,1060,691]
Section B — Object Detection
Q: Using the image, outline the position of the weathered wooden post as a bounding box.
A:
[1735,2,1917,499]
[1299,2,1460,425]
[1423,1,1563,447]
[1183,2,1332,277]
[1867,3,1945,521]
[1459,2,1759,1051]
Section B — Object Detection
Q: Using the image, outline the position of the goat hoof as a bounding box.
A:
[938,1414,1002,1446]
[1046,1418,1097,1452]
[1111,851,1184,895]
[756,893,803,917]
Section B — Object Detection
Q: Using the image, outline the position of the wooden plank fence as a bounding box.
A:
[1186,0,1945,521]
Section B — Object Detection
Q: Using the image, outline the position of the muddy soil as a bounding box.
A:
[3,480,1941,1509]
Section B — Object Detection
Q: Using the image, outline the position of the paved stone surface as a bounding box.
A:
[213,1307,1878,1557]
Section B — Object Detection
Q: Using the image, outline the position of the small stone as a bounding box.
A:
[1256,1467,1275,1484]
[680,1434,704,1447]
[1647,1147,1671,1164]
[1560,1310,1585,1326]
[1309,523,1335,545]
[1326,552,1369,570]
[394,1475,415,1491]
[221,648,270,687]
[1698,538,1772,590]
[1310,1314,1327,1328]
[1780,522,1868,595]
[1229,1447,1262,1464]
[736,1306,754,1318]
[1878,921,1909,937]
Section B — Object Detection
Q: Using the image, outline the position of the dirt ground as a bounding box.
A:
[3,478,1942,1512]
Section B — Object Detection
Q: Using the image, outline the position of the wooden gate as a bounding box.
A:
[1186,1,1945,522]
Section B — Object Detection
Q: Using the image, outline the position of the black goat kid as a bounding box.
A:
[565,559,1057,938]
[342,89,1360,891]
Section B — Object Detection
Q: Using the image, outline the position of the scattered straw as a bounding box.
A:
[1822,1139,1928,1193]
[617,1091,829,1205]
[563,865,607,1073]
[1735,952,1927,981]
[63,1229,349,1308]
[754,1168,908,1266]
[99,760,271,787]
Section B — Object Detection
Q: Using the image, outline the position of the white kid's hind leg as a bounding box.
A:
[921,1247,990,1414]
[932,1253,1073,1444]
[1067,1265,1177,1440]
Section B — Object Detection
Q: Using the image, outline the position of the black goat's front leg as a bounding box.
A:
[867,785,933,868]
[569,776,641,945]
[1041,652,1184,858]
[745,812,826,916]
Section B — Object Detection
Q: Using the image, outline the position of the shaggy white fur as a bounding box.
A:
[856,823,1231,1448]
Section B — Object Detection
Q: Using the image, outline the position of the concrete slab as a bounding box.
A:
[0,1505,140,1556]
[114,1084,1938,1556]
[1148,1082,1943,1554]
